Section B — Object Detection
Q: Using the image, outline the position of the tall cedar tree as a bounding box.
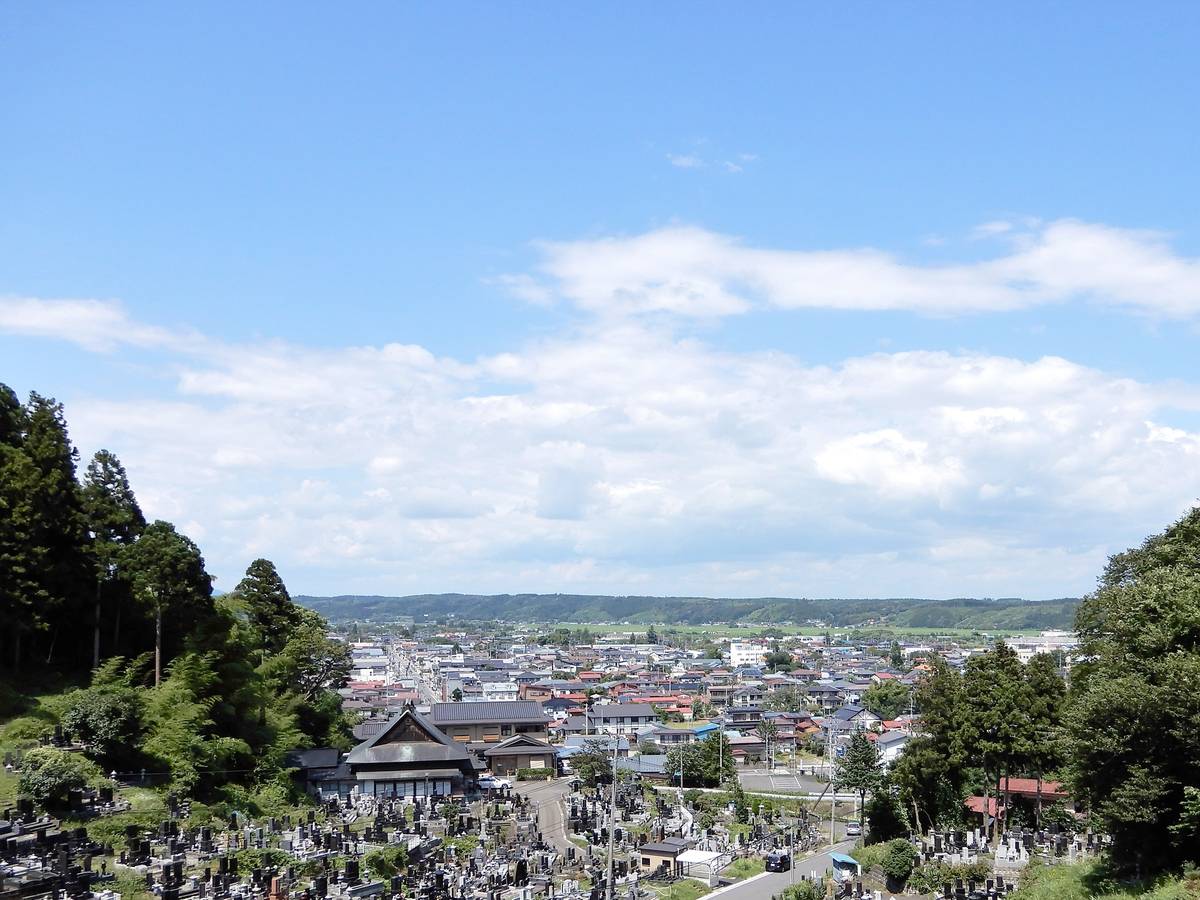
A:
[961,642,1031,841]
[232,558,299,654]
[1069,507,1200,875]
[22,393,90,666]
[81,450,146,667]
[121,521,213,686]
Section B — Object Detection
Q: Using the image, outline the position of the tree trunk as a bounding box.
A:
[994,768,1004,843]
[154,602,162,687]
[93,577,103,669]
[1035,766,1043,832]
[981,755,993,843]
[44,626,57,664]
[11,629,19,669]
[112,600,122,655]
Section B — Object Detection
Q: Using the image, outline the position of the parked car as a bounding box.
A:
[478,776,513,790]
[765,851,791,872]
[845,822,862,837]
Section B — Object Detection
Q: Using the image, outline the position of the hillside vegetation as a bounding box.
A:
[296,592,1079,629]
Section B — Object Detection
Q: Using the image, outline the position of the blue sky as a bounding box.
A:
[3,4,1200,599]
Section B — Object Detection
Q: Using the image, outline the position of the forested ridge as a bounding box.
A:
[0,383,352,803]
[297,592,1079,629]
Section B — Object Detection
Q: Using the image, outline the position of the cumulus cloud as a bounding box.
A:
[523,220,1200,318]
[40,305,1200,599]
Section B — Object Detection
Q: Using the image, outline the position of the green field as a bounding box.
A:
[571,622,1043,640]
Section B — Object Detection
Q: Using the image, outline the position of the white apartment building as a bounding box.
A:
[730,642,768,669]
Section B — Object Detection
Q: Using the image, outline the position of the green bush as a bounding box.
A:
[908,859,991,895]
[363,846,409,878]
[60,687,144,766]
[17,748,103,808]
[779,881,825,900]
[0,716,55,749]
[515,768,553,781]
[880,838,918,881]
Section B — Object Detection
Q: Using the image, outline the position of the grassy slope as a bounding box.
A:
[1010,861,1200,900]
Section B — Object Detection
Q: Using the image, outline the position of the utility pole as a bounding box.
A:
[827,724,835,847]
[605,736,619,900]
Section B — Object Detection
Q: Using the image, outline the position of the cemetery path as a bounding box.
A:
[515,778,576,856]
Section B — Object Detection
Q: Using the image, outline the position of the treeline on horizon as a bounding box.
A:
[0,383,351,805]
[296,592,1080,630]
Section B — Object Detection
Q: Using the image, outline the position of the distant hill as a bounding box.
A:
[294,593,1080,630]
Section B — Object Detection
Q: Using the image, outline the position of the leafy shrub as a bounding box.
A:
[0,716,54,749]
[18,748,102,808]
[779,880,825,900]
[515,768,553,781]
[363,846,408,878]
[60,687,144,766]
[908,860,991,895]
[880,838,918,881]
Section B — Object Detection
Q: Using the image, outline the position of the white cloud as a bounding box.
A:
[40,304,1200,599]
[0,296,191,351]
[523,220,1200,318]
[667,153,705,169]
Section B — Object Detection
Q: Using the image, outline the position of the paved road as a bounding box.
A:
[514,778,576,856]
[738,772,831,795]
[709,841,858,900]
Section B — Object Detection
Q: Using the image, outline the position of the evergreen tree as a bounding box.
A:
[22,392,90,665]
[0,383,26,447]
[81,450,146,667]
[961,642,1031,840]
[0,445,50,668]
[1069,510,1200,874]
[122,521,213,686]
[231,558,298,654]
[835,732,882,828]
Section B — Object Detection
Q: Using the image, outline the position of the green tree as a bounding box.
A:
[961,642,1030,841]
[0,445,49,668]
[764,646,794,671]
[861,681,912,720]
[728,778,749,823]
[122,521,213,686]
[451,688,463,702]
[880,838,918,884]
[1023,652,1066,829]
[1069,519,1200,874]
[763,687,809,713]
[231,559,299,654]
[570,739,613,787]
[835,732,882,828]
[889,641,905,670]
[22,392,90,666]
[18,748,102,809]
[81,450,146,667]
[61,684,144,767]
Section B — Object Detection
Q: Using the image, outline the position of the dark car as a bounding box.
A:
[765,851,791,872]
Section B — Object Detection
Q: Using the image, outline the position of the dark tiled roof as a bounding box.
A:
[430,700,549,725]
